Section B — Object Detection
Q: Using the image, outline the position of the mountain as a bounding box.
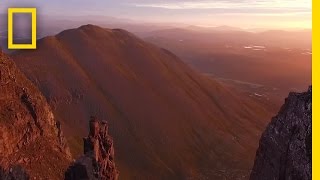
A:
[0,50,71,179]
[13,24,271,179]
[250,87,311,180]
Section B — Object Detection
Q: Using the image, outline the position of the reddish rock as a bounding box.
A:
[0,52,72,179]
[65,116,119,180]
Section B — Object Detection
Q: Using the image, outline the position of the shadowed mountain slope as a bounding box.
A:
[13,25,271,179]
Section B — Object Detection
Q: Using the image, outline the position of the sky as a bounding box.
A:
[0,0,312,29]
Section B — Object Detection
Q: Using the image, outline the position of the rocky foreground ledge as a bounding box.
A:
[250,87,312,180]
[0,48,71,180]
[65,117,119,180]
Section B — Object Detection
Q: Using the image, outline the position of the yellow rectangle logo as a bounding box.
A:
[8,8,37,49]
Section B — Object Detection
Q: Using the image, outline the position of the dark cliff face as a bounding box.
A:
[0,166,29,180]
[250,87,312,180]
[65,117,119,180]
[0,51,72,179]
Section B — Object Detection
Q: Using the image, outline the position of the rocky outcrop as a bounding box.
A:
[0,52,72,179]
[250,87,312,180]
[65,117,119,180]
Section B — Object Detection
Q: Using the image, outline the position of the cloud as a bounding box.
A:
[130,0,311,12]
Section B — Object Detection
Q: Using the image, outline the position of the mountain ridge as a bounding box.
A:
[13,24,272,179]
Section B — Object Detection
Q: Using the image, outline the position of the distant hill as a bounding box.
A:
[143,27,311,101]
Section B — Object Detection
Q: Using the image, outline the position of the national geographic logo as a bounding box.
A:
[8,8,37,49]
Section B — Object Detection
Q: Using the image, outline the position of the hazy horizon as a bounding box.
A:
[0,0,312,30]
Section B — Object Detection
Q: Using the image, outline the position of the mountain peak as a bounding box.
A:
[13,25,271,179]
[78,24,104,31]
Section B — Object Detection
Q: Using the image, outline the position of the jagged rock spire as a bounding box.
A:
[65,116,119,180]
